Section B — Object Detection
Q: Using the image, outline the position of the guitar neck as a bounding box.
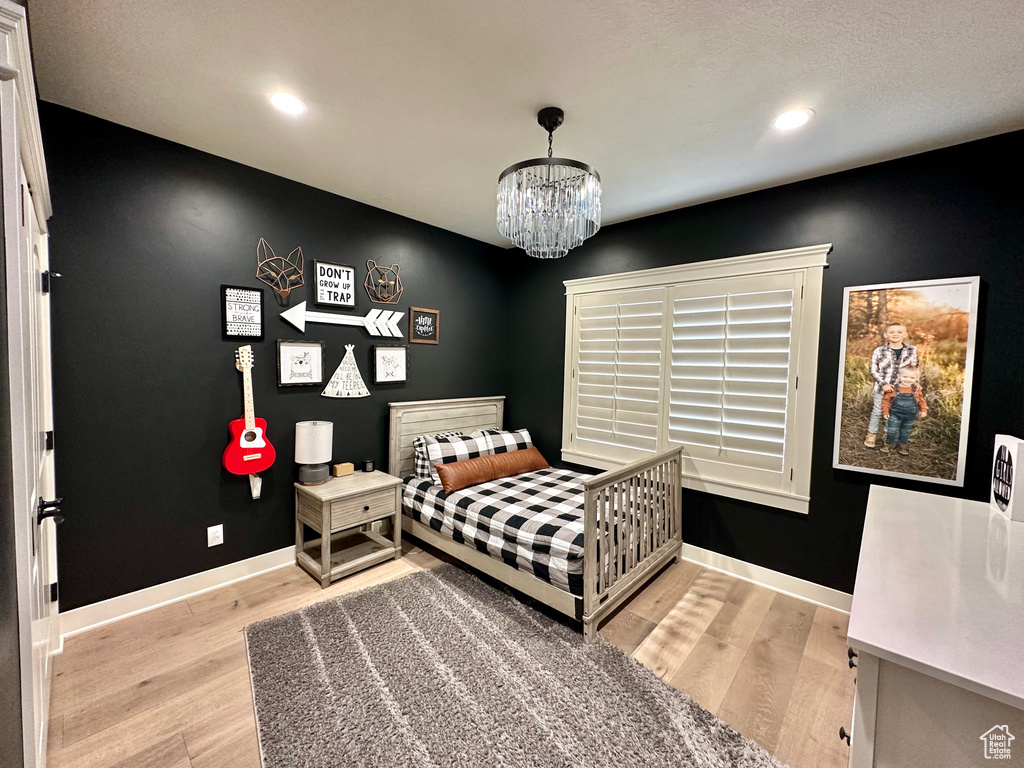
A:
[242,367,256,430]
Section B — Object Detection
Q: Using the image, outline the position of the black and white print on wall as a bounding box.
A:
[277,340,326,386]
[222,284,264,340]
[833,276,980,486]
[373,345,407,383]
[992,435,1024,521]
[322,344,370,398]
[314,261,356,308]
[364,260,404,304]
[409,307,439,344]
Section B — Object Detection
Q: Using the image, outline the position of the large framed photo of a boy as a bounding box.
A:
[833,276,980,486]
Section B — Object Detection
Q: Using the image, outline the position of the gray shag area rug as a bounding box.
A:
[245,565,786,768]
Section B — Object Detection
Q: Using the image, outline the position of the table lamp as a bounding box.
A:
[295,421,333,485]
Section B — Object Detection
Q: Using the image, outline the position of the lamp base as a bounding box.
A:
[298,463,329,485]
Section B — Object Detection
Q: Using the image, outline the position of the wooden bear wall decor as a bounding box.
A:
[364,260,404,304]
[255,237,304,305]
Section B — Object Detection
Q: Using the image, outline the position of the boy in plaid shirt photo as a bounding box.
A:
[863,322,918,449]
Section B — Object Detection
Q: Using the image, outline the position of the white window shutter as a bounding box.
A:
[571,287,666,464]
[667,272,801,491]
[562,243,829,512]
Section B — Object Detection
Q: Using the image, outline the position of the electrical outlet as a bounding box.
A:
[207,524,224,547]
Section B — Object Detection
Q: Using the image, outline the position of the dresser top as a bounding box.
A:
[849,485,1024,710]
[294,470,401,502]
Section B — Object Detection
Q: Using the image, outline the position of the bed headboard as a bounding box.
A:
[388,396,506,477]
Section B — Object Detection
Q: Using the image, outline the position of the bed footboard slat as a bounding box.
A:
[581,447,683,640]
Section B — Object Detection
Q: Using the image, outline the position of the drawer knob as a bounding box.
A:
[364,505,370,511]
[839,726,850,746]
[848,647,858,660]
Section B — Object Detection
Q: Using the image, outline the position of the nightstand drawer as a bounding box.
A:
[330,488,396,529]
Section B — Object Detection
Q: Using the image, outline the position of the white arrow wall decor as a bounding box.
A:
[279,301,404,338]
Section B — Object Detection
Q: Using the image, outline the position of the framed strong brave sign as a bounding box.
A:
[409,307,439,344]
[314,261,356,308]
[833,276,980,486]
[222,285,264,340]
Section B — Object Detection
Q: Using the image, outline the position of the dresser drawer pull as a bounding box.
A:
[364,505,370,511]
[839,726,851,746]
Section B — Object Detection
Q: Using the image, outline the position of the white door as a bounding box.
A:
[3,79,57,767]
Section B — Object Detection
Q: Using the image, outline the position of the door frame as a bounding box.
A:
[1,4,55,767]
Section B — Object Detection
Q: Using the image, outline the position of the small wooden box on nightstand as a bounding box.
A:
[294,471,403,587]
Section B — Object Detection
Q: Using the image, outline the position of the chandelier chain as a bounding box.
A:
[548,131,553,158]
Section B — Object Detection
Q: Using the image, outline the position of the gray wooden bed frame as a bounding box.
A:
[388,395,682,641]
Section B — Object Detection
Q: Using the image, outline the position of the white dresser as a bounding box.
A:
[847,485,1024,766]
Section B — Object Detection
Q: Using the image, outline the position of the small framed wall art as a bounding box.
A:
[314,261,357,308]
[222,285,264,340]
[409,307,439,344]
[277,339,326,386]
[373,344,407,383]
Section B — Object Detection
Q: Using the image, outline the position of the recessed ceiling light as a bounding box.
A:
[270,92,307,115]
[773,108,814,131]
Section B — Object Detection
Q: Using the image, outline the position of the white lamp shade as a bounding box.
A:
[295,421,333,464]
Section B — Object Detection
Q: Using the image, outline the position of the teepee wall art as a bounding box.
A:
[322,345,370,398]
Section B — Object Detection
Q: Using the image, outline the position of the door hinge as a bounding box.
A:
[800,285,804,299]
[20,183,24,227]
[795,376,799,389]
[45,430,54,451]
[42,271,62,294]
[790,468,794,481]
[49,583,58,603]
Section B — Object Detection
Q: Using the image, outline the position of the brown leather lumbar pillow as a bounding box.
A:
[436,447,550,494]
[435,454,495,495]
[487,446,549,481]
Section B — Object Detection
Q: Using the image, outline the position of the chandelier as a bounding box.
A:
[497,107,601,259]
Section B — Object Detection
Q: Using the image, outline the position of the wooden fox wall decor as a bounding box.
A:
[255,237,304,304]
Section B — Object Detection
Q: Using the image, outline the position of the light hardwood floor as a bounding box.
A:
[47,543,854,768]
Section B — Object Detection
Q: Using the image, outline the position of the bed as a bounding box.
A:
[389,395,682,640]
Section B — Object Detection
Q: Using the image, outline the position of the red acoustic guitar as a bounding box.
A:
[223,345,276,477]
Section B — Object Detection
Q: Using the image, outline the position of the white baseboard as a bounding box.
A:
[679,543,853,614]
[58,546,296,642]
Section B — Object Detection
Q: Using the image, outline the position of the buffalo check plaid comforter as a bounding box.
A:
[403,467,593,597]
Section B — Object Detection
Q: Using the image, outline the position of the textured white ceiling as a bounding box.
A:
[27,0,1024,247]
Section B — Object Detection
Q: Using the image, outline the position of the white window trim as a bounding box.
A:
[562,243,831,515]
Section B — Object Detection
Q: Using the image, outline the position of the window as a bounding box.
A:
[561,244,830,514]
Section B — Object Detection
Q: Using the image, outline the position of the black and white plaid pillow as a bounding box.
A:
[423,433,492,484]
[481,428,533,455]
[412,431,463,478]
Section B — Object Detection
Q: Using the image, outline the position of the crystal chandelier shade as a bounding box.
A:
[497,108,601,259]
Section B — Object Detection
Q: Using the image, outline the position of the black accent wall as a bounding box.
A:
[42,103,508,610]
[41,100,1024,609]
[503,129,1024,593]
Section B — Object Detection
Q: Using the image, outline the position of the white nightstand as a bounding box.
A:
[294,471,402,587]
